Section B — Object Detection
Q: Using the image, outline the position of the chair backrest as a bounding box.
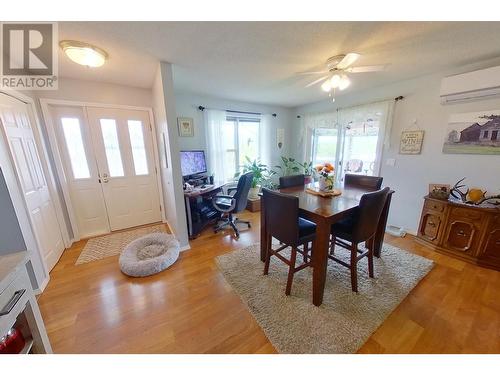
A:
[352,187,390,242]
[232,171,254,212]
[262,188,299,246]
[344,173,383,190]
[279,174,305,188]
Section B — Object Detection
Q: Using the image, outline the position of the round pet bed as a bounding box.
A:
[119,232,180,277]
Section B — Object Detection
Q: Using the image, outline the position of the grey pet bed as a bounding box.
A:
[119,232,180,277]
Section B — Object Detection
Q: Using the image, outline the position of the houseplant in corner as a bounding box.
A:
[274,156,300,177]
[298,160,314,184]
[235,157,276,200]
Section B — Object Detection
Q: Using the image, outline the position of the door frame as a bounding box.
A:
[39,98,167,241]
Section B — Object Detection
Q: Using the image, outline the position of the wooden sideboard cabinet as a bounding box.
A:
[417,196,500,271]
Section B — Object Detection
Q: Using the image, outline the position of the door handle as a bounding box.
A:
[102,173,109,183]
[0,289,26,316]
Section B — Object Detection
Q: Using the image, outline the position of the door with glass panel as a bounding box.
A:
[86,107,161,231]
[50,105,110,238]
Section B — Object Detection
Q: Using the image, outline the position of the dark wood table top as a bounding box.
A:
[276,184,393,222]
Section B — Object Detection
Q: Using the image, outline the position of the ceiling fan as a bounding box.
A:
[299,53,387,102]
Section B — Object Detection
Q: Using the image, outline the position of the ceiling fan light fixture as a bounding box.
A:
[60,40,108,67]
[330,74,341,88]
[321,79,332,92]
[338,74,351,90]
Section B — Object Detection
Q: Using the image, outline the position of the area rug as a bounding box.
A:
[75,224,167,265]
[215,242,433,353]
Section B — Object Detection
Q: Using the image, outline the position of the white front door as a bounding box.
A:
[0,93,65,271]
[86,107,161,231]
[49,105,110,238]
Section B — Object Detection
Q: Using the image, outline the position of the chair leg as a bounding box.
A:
[350,242,358,293]
[329,235,336,255]
[285,247,298,296]
[367,237,375,278]
[263,235,272,275]
[303,242,309,262]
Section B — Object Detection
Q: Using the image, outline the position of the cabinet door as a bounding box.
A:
[444,220,481,256]
[480,216,500,262]
[420,213,442,242]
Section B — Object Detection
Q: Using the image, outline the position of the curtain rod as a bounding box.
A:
[296,95,404,118]
[197,105,277,117]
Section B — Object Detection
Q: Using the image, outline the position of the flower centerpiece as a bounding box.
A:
[315,162,335,191]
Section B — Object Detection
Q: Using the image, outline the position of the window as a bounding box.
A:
[127,120,148,175]
[61,117,91,179]
[100,119,124,177]
[224,114,260,176]
[311,128,338,166]
[483,130,489,139]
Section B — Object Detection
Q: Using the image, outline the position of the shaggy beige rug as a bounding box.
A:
[216,242,433,353]
[75,224,167,265]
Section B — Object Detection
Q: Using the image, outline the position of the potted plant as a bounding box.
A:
[315,162,335,191]
[298,160,314,184]
[235,157,276,200]
[274,156,300,177]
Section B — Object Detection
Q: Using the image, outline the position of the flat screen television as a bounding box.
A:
[180,150,207,177]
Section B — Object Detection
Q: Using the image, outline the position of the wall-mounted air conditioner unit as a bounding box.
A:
[440,65,500,104]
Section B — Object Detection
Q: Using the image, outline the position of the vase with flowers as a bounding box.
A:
[315,162,335,191]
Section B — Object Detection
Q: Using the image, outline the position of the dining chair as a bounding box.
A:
[344,173,383,190]
[262,188,317,295]
[279,174,305,188]
[329,187,391,292]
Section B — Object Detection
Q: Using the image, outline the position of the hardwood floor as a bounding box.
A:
[37,211,500,353]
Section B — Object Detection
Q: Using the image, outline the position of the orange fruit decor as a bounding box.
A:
[467,188,485,203]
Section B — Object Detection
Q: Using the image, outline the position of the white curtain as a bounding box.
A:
[204,109,229,182]
[259,113,272,167]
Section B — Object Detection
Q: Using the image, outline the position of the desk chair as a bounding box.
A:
[212,172,253,238]
[329,187,390,292]
[262,188,317,295]
[279,174,305,188]
[344,173,383,190]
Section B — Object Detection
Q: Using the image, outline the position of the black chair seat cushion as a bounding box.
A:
[214,197,233,210]
[298,217,316,238]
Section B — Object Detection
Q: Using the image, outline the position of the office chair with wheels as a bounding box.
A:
[212,171,254,238]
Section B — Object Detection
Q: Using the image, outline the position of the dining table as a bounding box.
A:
[259,184,394,306]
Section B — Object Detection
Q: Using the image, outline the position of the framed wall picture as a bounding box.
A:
[400,130,424,154]
[177,117,194,137]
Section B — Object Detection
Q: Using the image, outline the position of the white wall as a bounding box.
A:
[152,63,189,248]
[175,91,295,170]
[293,60,500,235]
[36,77,152,107]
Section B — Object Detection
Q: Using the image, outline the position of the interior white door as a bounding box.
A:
[0,93,65,271]
[49,105,110,238]
[86,107,161,231]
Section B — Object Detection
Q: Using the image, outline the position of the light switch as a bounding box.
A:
[386,158,396,167]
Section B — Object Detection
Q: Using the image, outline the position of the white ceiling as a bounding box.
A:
[58,22,500,107]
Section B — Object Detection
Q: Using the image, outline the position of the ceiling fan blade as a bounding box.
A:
[336,53,360,70]
[297,70,330,75]
[348,65,388,73]
[305,75,329,88]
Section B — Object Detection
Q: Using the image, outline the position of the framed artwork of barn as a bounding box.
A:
[443,109,500,155]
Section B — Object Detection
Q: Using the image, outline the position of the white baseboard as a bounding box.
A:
[34,274,50,295]
[180,244,191,252]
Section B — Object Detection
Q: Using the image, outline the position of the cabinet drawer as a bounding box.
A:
[424,200,446,212]
[450,207,483,221]
[0,267,30,337]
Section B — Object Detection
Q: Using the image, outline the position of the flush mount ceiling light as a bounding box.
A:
[60,40,108,67]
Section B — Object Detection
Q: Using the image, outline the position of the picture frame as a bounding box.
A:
[400,130,424,154]
[177,117,194,137]
[428,183,451,200]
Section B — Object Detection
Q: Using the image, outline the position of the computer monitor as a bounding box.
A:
[180,150,207,177]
